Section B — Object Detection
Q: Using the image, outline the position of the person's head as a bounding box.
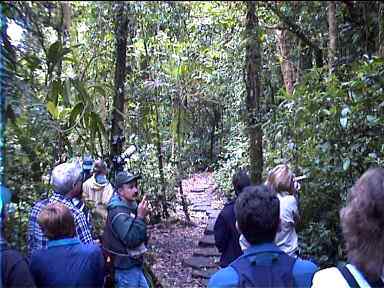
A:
[38,202,75,240]
[51,162,84,198]
[93,159,108,176]
[92,159,109,184]
[232,169,251,196]
[235,185,280,245]
[266,164,295,194]
[115,171,141,202]
[340,168,384,281]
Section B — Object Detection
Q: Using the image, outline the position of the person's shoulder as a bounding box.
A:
[221,201,235,214]
[208,266,239,288]
[312,267,340,278]
[77,243,102,255]
[312,267,349,288]
[31,198,49,210]
[291,257,318,286]
[82,177,93,187]
[280,194,296,203]
[293,257,318,274]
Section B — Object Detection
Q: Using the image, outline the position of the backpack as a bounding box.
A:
[230,250,296,288]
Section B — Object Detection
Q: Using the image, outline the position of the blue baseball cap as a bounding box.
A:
[82,155,93,171]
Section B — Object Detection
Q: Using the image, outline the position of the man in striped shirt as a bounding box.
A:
[27,161,93,256]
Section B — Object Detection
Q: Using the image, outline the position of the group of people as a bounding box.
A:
[210,165,384,287]
[1,157,384,288]
[1,157,151,288]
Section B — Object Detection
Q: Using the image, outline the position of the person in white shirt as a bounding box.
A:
[239,164,300,257]
[267,164,300,256]
[312,168,384,287]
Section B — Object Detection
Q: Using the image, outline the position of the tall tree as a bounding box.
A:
[328,1,337,69]
[244,1,263,183]
[379,2,384,57]
[276,28,296,95]
[110,2,129,168]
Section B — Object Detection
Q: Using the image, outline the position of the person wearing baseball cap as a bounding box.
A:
[82,155,94,182]
[103,171,150,287]
[83,160,114,238]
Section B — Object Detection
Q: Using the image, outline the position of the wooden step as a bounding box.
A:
[194,247,220,257]
[204,220,215,235]
[198,234,216,247]
[192,268,218,279]
[183,256,217,269]
[190,188,206,193]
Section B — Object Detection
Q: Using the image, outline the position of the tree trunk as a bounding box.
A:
[275,28,296,95]
[178,179,191,224]
[328,1,337,69]
[111,3,129,167]
[244,1,263,184]
[380,2,384,57]
[154,103,169,218]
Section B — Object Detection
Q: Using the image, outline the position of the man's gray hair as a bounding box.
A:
[51,161,82,195]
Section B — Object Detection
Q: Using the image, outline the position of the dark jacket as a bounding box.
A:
[103,194,147,270]
[30,237,104,288]
[1,238,36,288]
[214,200,242,267]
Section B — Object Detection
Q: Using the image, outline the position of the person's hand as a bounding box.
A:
[137,195,149,219]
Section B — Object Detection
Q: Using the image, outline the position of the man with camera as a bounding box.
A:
[103,171,150,288]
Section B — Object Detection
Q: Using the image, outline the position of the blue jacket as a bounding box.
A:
[1,237,36,288]
[30,237,104,287]
[214,200,242,267]
[103,194,147,270]
[208,243,318,288]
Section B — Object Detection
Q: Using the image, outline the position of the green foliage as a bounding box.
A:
[216,57,384,267]
[4,1,384,264]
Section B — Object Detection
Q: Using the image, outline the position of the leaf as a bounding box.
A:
[89,85,106,97]
[71,79,89,102]
[50,80,62,106]
[47,41,62,64]
[47,101,59,119]
[25,54,41,71]
[343,159,351,171]
[69,102,84,126]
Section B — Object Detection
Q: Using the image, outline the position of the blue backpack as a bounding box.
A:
[230,250,297,287]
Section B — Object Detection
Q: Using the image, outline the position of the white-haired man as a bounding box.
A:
[27,162,93,256]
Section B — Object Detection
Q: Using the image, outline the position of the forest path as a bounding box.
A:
[147,172,224,287]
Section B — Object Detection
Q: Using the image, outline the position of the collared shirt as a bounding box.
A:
[27,192,93,256]
[208,242,318,288]
[30,237,104,288]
